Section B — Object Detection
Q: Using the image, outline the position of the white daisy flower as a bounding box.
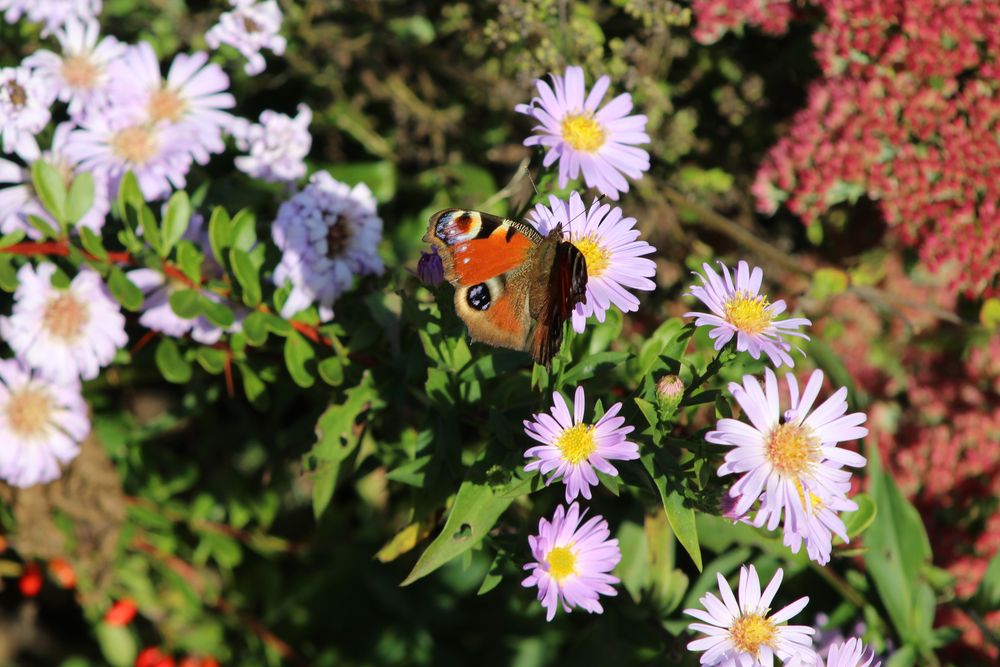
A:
[0,262,128,383]
[0,66,56,161]
[205,0,287,76]
[0,358,89,488]
[231,104,311,182]
[686,565,817,666]
[0,0,100,35]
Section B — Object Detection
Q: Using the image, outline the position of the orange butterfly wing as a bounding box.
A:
[425,209,540,286]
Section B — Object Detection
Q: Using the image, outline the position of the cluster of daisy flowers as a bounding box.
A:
[0,2,387,487]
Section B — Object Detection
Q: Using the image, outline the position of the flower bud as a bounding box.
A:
[417,247,445,286]
[656,374,684,416]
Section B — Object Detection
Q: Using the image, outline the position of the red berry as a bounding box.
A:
[48,558,76,589]
[19,563,42,597]
[105,598,138,627]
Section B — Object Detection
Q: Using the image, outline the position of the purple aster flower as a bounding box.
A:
[753,480,856,565]
[522,503,622,622]
[272,171,384,321]
[685,565,817,666]
[0,122,110,236]
[0,0,100,35]
[787,638,880,667]
[128,213,244,344]
[523,385,639,503]
[0,358,89,488]
[515,65,650,200]
[106,42,234,165]
[24,17,124,121]
[63,111,193,200]
[231,104,311,182]
[527,192,656,333]
[685,260,812,368]
[0,262,127,383]
[0,65,56,161]
[205,0,286,76]
[707,369,868,548]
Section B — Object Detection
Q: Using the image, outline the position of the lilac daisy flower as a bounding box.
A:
[107,42,234,165]
[686,260,812,368]
[24,17,124,120]
[523,385,639,503]
[0,122,110,236]
[787,638,880,667]
[685,565,817,666]
[231,104,311,182]
[753,480,856,565]
[0,0,100,35]
[0,358,89,488]
[707,369,868,542]
[272,171,384,321]
[63,111,193,200]
[522,503,622,622]
[0,66,56,161]
[205,0,287,76]
[527,192,656,333]
[0,262,127,383]
[515,65,650,200]
[128,214,244,344]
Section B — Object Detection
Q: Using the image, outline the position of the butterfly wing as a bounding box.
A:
[425,209,544,351]
[529,237,588,367]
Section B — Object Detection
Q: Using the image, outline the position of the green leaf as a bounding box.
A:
[195,347,227,375]
[169,289,201,319]
[327,161,398,203]
[230,209,256,251]
[95,623,137,667]
[864,444,933,647]
[0,257,17,292]
[476,553,504,596]
[199,295,234,328]
[283,331,316,388]
[78,227,107,262]
[161,190,191,256]
[973,551,1000,611]
[176,240,202,284]
[65,172,95,224]
[27,214,58,240]
[0,229,25,248]
[841,492,877,539]
[402,454,524,586]
[155,337,192,383]
[312,460,339,519]
[980,298,1000,330]
[229,247,261,306]
[107,267,143,311]
[242,310,268,346]
[30,160,67,225]
[634,397,659,430]
[317,357,344,386]
[641,453,702,570]
[138,204,161,254]
[115,172,143,220]
[207,206,232,262]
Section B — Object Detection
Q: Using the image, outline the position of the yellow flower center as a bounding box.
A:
[723,291,772,334]
[765,422,818,477]
[729,613,776,657]
[148,88,187,123]
[62,55,100,90]
[555,423,597,464]
[6,80,27,108]
[546,545,577,581]
[572,234,611,278]
[111,125,159,165]
[6,388,54,440]
[561,113,606,153]
[43,292,90,342]
[794,481,825,514]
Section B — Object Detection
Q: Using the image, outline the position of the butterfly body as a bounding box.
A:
[424,209,587,366]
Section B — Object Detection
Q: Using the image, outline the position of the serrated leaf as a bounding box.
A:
[169,289,201,319]
[30,160,67,225]
[155,337,192,383]
[161,190,191,256]
[229,247,261,306]
[79,226,107,261]
[107,267,143,311]
[65,172,95,224]
[283,331,315,388]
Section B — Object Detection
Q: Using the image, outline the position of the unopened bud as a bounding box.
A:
[656,374,684,416]
[417,247,445,286]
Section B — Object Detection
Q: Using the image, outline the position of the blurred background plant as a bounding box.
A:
[0,1,996,666]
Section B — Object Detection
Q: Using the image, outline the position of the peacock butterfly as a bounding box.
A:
[423,209,588,367]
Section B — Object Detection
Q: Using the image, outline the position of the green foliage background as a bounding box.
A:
[0,2,997,666]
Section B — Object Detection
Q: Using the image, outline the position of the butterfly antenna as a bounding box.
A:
[525,166,539,196]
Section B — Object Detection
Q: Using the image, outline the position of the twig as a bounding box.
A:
[476,157,531,212]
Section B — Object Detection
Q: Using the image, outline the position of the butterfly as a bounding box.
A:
[423,209,588,367]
